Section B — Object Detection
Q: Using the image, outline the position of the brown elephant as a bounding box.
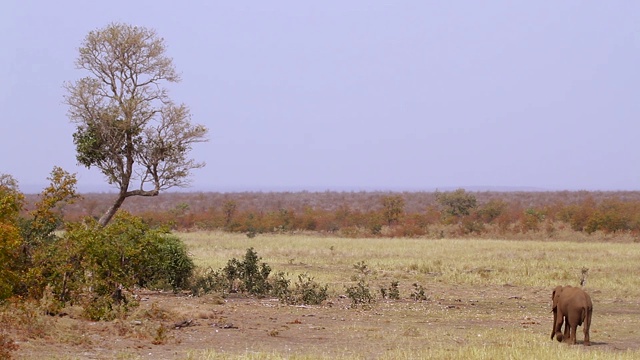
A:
[551,285,593,345]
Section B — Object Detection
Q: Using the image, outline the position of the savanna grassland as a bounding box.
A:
[9,232,640,359]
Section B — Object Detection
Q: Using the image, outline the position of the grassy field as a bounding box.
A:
[9,232,640,359]
[176,232,640,359]
[182,231,640,299]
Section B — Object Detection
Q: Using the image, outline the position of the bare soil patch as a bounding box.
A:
[10,284,640,359]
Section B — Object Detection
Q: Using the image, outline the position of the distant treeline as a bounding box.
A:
[22,190,640,241]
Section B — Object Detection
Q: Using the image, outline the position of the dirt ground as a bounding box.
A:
[10,284,640,359]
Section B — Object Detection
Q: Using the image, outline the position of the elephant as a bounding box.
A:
[551,285,593,345]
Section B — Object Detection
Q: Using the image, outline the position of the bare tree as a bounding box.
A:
[65,23,208,226]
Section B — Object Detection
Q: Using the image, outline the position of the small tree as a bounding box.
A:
[0,175,24,300]
[64,23,208,226]
[381,195,405,226]
[22,167,80,246]
[435,189,477,218]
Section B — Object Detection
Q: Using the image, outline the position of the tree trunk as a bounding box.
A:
[98,193,127,227]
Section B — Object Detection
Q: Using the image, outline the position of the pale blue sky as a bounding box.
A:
[1,1,639,193]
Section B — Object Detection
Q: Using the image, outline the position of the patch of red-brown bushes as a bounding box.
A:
[23,190,640,241]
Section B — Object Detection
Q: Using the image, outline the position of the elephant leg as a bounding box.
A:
[554,313,565,342]
[563,318,570,342]
[570,323,578,345]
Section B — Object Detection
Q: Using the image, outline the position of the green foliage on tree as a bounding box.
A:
[477,199,507,223]
[64,22,208,226]
[1,169,196,319]
[436,189,478,217]
[21,167,79,246]
[0,175,24,300]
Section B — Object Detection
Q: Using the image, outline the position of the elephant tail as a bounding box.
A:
[579,305,590,326]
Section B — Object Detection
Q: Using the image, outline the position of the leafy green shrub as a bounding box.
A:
[0,175,25,301]
[192,253,329,306]
[380,281,400,300]
[189,267,229,296]
[287,273,328,305]
[436,189,477,218]
[270,272,292,303]
[223,247,272,296]
[346,278,374,308]
[477,199,507,223]
[82,295,122,321]
[135,232,194,290]
[64,213,194,294]
[346,261,375,307]
[23,212,194,319]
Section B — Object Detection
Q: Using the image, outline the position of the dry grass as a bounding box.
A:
[181,231,640,300]
[6,232,640,359]
[175,232,640,359]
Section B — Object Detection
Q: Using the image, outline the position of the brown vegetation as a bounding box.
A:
[25,190,640,241]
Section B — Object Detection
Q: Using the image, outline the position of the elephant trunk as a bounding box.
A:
[555,332,564,342]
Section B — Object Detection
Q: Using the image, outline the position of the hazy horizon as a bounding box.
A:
[15,182,607,195]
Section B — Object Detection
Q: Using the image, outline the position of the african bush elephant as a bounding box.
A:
[551,285,593,345]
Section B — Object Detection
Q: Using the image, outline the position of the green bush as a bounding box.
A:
[26,212,194,318]
[191,251,329,305]
[436,189,477,218]
[287,273,328,305]
[189,267,229,296]
[346,278,374,308]
[270,271,292,302]
[135,232,194,290]
[380,281,400,300]
[223,247,272,296]
[0,176,25,301]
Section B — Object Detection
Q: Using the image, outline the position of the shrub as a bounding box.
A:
[189,267,229,296]
[380,281,400,300]
[24,212,194,318]
[436,189,477,218]
[135,232,194,290]
[270,272,292,303]
[346,261,375,307]
[520,208,545,233]
[288,273,328,305]
[477,199,507,223]
[410,283,428,301]
[381,195,405,226]
[223,247,271,296]
[0,175,24,301]
[345,278,374,308]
